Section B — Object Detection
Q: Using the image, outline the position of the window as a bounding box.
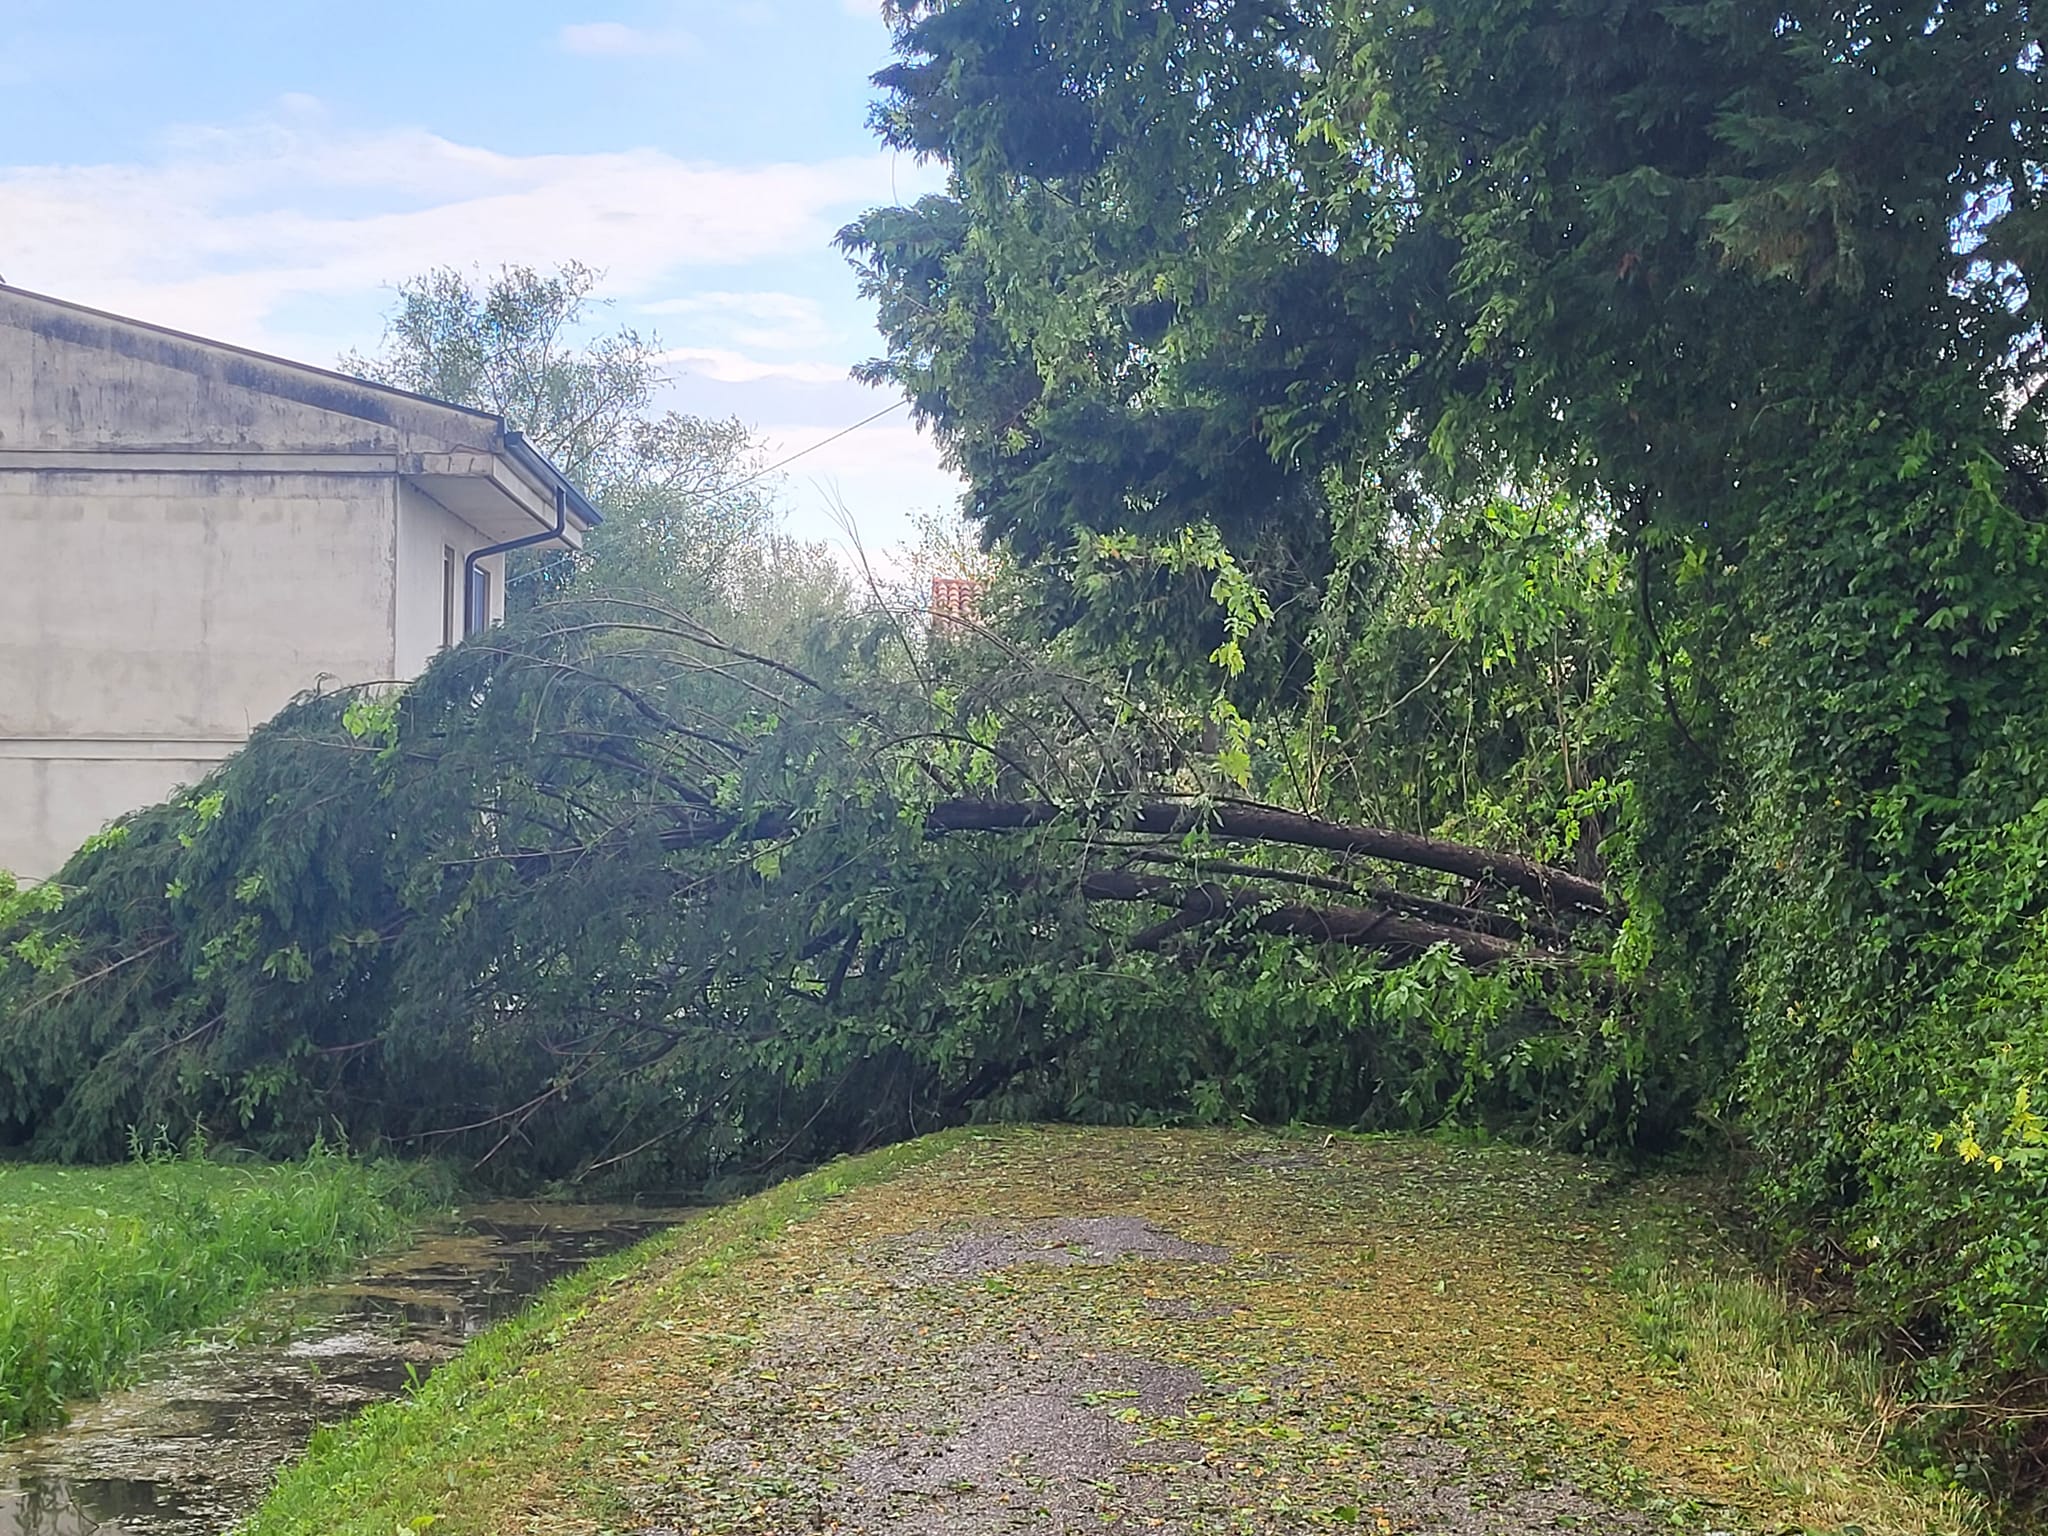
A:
[441,546,457,649]
[465,562,491,638]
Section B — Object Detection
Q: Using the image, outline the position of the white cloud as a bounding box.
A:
[557,20,697,56]
[661,346,850,385]
[0,111,943,351]
[641,291,836,351]
[0,101,961,544]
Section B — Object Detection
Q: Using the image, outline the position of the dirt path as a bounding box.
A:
[248,1128,1980,1536]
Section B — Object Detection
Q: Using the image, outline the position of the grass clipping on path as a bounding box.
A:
[250,1128,1983,1536]
[0,1150,436,1437]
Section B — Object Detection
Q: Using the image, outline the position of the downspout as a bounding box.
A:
[464,482,569,635]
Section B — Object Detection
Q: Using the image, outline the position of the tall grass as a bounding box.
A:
[1622,1254,1987,1536]
[0,1145,441,1436]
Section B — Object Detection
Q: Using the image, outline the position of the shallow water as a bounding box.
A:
[0,1201,695,1536]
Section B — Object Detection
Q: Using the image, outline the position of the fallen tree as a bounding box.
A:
[924,799,1612,917]
[642,800,1585,962]
[1074,868,1527,964]
[627,791,1601,958]
[0,600,1635,1184]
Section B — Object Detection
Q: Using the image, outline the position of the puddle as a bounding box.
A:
[0,1200,697,1536]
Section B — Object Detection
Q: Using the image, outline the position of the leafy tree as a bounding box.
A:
[343,263,790,609]
[341,262,657,487]
[839,1,1357,699]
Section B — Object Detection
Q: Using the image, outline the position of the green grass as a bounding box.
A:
[1620,1254,1986,1535]
[0,1149,443,1437]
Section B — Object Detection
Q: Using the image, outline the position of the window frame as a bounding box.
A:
[441,545,458,650]
[464,561,491,639]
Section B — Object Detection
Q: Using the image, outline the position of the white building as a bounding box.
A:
[0,284,598,879]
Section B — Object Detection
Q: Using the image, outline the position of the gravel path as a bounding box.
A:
[606,1132,1752,1534]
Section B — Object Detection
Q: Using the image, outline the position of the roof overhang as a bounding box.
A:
[405,437,601,547]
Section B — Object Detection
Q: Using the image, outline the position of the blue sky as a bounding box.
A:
[0,0,961,555]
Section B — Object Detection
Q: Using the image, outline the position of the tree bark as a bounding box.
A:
[926,798,1612,915]
[647,796,1612,923]
[1075,870,1528,965]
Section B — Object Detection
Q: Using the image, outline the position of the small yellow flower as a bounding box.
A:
[1958,1135,1985,1163]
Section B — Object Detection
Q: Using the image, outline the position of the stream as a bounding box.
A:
[0,1201,696,1536]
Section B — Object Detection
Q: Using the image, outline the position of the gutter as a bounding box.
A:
[501,429,602,527]
[462,431,595,634]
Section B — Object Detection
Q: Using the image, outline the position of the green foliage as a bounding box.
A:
[840,1,1350,699]
[0,594,1634,1198]
[1078,522,1275,782]
[844,0,2048,1490]
[340,262,654,488]
[0,1148,438,1436]
[0,866,70,976]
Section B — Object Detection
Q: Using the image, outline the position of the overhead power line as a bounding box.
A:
[505,397,915,588]
[719,398,910,498]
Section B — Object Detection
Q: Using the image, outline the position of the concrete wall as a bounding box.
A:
[0,468,400,878]
[0,286,581,880]
[0,292,502,459]
[394,484,505,681]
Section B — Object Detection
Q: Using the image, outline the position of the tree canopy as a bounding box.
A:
[0,593,1624,1184]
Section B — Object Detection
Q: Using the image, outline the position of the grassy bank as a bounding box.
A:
[0,1149,441,1436]
[248,1127,1985,1536]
